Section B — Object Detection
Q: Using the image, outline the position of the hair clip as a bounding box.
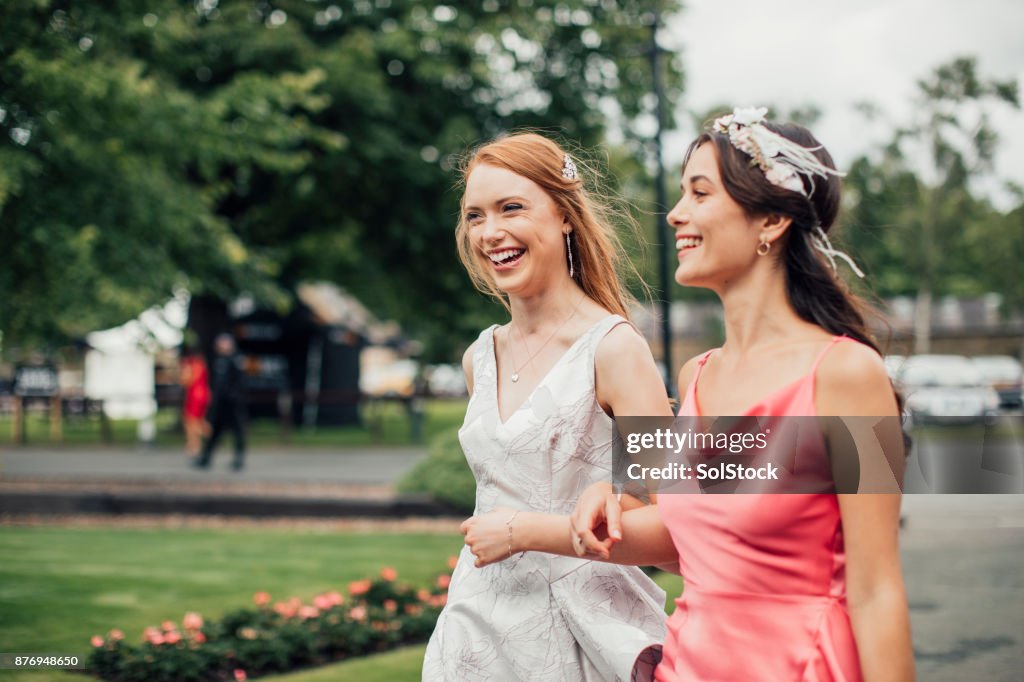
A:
[562,155,578,181]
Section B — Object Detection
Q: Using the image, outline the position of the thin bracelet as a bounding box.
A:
[505,510,521,560]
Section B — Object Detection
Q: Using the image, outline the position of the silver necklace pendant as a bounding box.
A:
[511,372,519,383]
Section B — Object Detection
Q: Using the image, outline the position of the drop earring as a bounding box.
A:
[565,230,574,279]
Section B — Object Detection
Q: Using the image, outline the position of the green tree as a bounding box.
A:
[1,0,685,361]
[841,56,1019,351]
[0,0,337,350]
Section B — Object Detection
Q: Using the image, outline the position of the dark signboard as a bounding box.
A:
[14,365,59,397]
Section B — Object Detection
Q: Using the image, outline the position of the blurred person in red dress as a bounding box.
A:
[180,347,211,458]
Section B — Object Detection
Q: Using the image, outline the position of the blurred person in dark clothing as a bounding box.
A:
[193,333,247,471]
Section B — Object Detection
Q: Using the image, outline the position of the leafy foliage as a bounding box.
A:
[839,56,1022,336]
[397,425,476,513]
[1,0,684,358]
[87,569,452,681]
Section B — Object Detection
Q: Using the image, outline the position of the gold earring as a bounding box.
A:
[757,238,771,256]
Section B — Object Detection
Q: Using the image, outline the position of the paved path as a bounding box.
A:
[0,445,427,487]
[900,495,1024,681]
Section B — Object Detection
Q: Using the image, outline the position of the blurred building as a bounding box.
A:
[883,294,1024,356]
[634,294,1024,369]
[189,283,419,428]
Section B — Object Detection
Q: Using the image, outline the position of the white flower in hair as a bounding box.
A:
[731,106,768,126]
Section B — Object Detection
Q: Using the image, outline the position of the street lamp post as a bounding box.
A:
[649,10,674,397]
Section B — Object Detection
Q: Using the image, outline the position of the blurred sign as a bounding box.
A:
[243,354,289,391]
[14,365,59,397]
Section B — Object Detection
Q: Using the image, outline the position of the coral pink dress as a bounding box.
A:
[656,337,864,681]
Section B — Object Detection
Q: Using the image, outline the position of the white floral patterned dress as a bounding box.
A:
[423,315,666,682]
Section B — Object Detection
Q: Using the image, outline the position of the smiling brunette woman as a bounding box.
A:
[486,112,915,682]
[421,133,673,682]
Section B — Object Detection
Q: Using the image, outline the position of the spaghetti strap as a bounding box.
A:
[695,348,717,371]
[680,349,718,416]
[809,335,850,374]
[691,348,718,387]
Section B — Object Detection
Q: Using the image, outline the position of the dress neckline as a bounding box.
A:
[492,314,618,426]
[689,337,848,418]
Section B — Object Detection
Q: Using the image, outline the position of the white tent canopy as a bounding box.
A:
[84,290,188,420]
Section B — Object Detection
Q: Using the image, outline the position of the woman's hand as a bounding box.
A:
[569,482,622,559]
[460,507,518,568]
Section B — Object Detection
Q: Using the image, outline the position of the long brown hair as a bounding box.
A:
[455,132,645,319]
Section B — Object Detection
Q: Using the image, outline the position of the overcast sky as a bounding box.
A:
[663,0,1024,209]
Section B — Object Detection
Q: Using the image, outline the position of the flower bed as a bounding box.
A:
[87,563,454,681]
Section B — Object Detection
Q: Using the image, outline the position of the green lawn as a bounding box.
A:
[0,526,465,682]
[1,399,468,449]
[0,523,682,682]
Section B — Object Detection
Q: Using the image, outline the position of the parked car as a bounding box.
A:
[425,363,468,397]
[971,355,1023,408]
[897,355,1000,425]
[883,355,906,380]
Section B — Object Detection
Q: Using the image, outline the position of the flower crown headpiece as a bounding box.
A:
[712,107,864,278]
[712,107,844,197]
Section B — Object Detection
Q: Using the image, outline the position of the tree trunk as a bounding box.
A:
[914,287,932,355]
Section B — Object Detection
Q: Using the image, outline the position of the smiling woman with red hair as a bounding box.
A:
[423,133,673,681]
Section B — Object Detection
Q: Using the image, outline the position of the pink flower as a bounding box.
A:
[146,632,165,646]
[298,606,320,620]
[234,670,248,682]
[383,599,398,613]
[447,555,459,570]
[183,612,203,630]
[348,605,367,622]
[273,602,297,619]
[314,590,343,608]
[416,588,431,601]
[380,567,397,581]
[90,635,104,648]
[436,574,451,589]
[194,632,207,644]
[348,579,371,596]
[161,620,176,632]
[253,591,271,606]
[108,629,124,641]
[164,631,182,645]
[405,604,423,616]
